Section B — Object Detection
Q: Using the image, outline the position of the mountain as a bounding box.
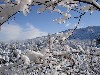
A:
[31,26,100,41]
[64,26,100,40]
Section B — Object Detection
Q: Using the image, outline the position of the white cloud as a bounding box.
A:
[0,23,48,41]
[66,23,70,27]
[65,22,75,29]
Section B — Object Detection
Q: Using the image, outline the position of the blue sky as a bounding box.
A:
[12,6,100,33]
[1,2,100,41]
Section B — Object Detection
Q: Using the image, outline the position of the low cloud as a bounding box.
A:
[0,23,48,41]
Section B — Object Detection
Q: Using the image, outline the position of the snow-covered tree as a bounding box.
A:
[0,0,100,26]
[0,0,100,75]
[0,38,100,75]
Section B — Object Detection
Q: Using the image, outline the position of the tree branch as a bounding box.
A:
[74,0,100,11]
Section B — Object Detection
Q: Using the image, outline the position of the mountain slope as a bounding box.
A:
[65,26,100,40]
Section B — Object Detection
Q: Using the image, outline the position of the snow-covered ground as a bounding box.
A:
[0,26,100,75]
